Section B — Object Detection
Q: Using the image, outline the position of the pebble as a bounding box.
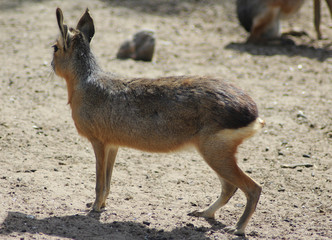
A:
[297,111,307,119]
[143,221,150,226]
[281,163,314,169]
[186,223,194,228]
[26,215,35,219]
[235,203,245,208]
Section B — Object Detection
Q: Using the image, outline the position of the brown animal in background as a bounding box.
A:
[116,30,155,61]
[52,8,264,235]
[237,0,332,43]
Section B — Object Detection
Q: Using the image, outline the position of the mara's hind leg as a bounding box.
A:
[189,177,238,219]
[248,7,280,43]
[223,164,261,235]
[193,133,261,235]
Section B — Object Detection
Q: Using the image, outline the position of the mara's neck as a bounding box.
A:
[63,51,101,104]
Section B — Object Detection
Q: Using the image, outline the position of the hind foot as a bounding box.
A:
[188,210,215,219]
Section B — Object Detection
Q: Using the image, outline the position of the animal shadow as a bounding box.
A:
[0,211,248,240]
[225,41,332,62]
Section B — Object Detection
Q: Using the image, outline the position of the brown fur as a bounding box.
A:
[52,8,265,235]
[237,0,332,43]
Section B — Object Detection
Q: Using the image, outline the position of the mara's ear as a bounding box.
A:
[76,8,95,43]
[56,8,68,50]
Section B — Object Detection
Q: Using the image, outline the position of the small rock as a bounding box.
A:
[124,196,133,201]
[281,163,313,169]
[235,203,245,208]
[143,221,150,226]
[186,223,194,228]
[297,111,307,119]
[281,140,288,146]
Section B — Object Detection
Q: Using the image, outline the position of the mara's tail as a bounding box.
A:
[217,117,265,144]
[238,117,265,141]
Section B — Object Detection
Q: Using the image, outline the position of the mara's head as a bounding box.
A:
[51,8,95,79]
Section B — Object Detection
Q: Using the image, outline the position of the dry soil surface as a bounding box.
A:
[0,0,331,239]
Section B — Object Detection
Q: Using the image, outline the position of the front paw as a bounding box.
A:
[88,201,105,212]
[224,226,245,236]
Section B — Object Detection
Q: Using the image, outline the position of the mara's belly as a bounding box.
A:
[108,127,199,152]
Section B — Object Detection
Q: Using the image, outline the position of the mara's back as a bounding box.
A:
[72,74,258,151]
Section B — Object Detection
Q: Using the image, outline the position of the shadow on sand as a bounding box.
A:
[225,41,332,62]
[0,211,248,240]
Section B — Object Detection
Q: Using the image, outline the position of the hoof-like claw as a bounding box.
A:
[188,210,201,217]
[87,201,106,212]
[188,210,214,219]
[224,226,245,236]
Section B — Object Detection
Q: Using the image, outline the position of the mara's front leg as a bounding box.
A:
[91,141,118,212]
[101,145,118,209]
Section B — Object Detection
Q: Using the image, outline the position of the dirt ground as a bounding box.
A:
[0,0,331,239]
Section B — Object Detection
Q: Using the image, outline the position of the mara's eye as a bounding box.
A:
[52,45,58,53]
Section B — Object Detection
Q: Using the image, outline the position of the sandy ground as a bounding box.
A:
[0,0,331,239]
